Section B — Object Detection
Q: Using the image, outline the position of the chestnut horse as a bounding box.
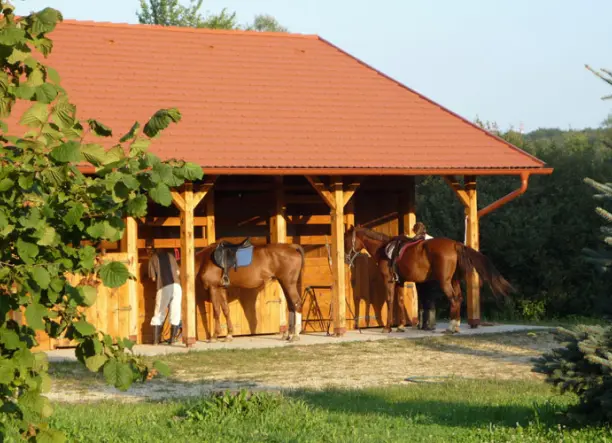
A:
[344,226,513,334]
[196,242,305,342]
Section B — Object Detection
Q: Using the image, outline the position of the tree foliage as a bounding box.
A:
[583,66,612,274]
[137,0,288,32]
[532,325,612,424]
[0,2,201,440]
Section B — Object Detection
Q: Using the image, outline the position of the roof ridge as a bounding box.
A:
[316,36,547,167]
[59,19,319,39]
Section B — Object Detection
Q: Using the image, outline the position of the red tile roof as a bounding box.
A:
[7,20,549,175]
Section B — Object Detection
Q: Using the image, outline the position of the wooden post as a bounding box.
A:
[399,177,418,327]
[465,176,480,328]
[400,176,417,236]
[174,183,197,346]
[270,176,288,334]
[125,217,139,342]
[330,177,347,336]
[305,176,360,336]
[206,189,216,244]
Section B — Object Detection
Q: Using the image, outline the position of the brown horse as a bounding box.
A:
[196,242,305,342]
[344,226,513,334]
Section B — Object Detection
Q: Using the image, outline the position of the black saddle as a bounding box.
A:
[213,238,254,287]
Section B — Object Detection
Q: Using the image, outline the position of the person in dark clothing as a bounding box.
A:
[147,244,182,345]
[412,222,437,331]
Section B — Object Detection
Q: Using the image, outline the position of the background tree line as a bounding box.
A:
[417,119,612,321]
[138,0,288,32]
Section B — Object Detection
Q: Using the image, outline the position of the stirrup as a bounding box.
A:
[221,272,230,288]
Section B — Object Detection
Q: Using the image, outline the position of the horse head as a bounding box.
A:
[344,225,365,267]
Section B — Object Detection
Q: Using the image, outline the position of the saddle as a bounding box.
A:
[384,235,425,284]
[213,238,254,287]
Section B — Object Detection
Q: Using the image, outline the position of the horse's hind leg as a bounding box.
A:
[278,279,303,343]
[395,286,406,332]
[441,279,463,334]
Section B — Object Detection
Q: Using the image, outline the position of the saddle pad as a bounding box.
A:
[384,242,396,260]
[235,245,254,267]
[397,239,424,260]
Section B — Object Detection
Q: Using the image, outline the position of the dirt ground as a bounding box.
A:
[46,329,560,403]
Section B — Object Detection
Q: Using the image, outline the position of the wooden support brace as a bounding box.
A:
[306,176,336,209]
[193,176,217,209]
[443,176,470,208]
[343,177,362,207]
[171,192,186,212]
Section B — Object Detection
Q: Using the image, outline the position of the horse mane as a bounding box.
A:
[355,227,391,242]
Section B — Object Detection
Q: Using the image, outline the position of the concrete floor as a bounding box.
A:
[44,322,550,362]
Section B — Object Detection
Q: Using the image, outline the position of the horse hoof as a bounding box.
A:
[288,335,300,342]
[396,326,406,333]
[443,329,459,335]
[223,335,233,342]
[382,328,392,334]
[207,338,218,343]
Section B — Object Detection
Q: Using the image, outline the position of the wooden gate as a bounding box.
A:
[30,252,134,351]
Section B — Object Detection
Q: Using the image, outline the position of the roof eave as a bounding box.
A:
[77,165,553,176]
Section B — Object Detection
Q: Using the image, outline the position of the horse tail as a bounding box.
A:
[290,244,306,302]
[455,242,514,298]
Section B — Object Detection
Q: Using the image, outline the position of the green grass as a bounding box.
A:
[47,379,612,443]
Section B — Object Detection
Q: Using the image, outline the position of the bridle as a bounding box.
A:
[345,229,361,267]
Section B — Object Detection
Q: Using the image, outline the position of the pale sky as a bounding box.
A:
[16,0,612,132]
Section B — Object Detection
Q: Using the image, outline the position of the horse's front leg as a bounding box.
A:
[209,287,221,342]
[219,287,234,341]
[383,281,395,333]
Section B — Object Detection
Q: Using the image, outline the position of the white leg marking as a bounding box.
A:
[447,319,461,333]
[295,312,302,336]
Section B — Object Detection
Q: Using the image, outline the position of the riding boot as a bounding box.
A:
[418,307,425,329]
[166,325,179,345]
[153,325,161,345]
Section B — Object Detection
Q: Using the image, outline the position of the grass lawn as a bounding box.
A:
[47,379,612,443]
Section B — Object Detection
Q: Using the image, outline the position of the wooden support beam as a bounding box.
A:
[343,178,362,208]
[180,183,197,346]
[136,238,209,249]
[464,176,480,328]
[443,176,470,208]
[400,176,417,236]
[171,192,186,212]
[206,189,216,244]
[125,217,139,342]
[139,217,207,227]
[305,176,336,209]
[330,177,347,336]
[269,176,288,334]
